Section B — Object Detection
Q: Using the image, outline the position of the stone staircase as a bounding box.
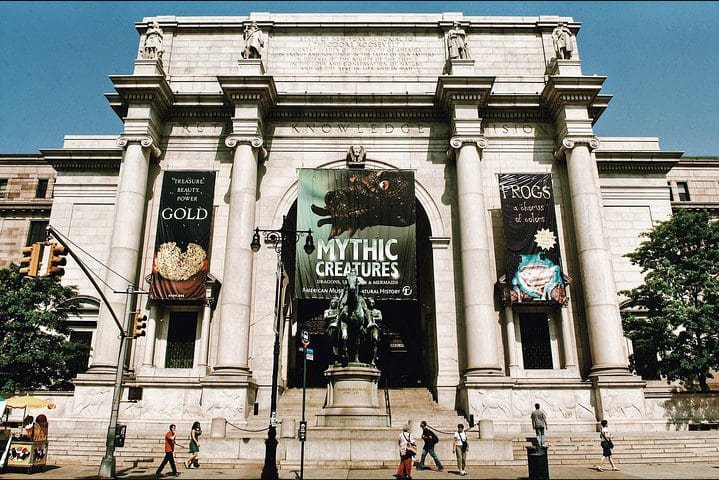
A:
[510,431,719,466]
[41,387,719,469]
[275,386,467,429]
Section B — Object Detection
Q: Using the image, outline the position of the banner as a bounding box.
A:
[498,173,567,305]
[150,171,215,301]
[296,169,416,300]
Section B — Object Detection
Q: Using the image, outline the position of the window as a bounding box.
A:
[676,182,691,201]
[36,179,49,198]
[69,331,93,372]
[26,220,49,246]
[519,312,553,369]
[0,178,7,198]
[165,311,197,368]
[667,182,673,201]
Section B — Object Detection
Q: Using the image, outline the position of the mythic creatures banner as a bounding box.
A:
[150,171,215,301]
[498,173,567,305]
[297,169,416,300]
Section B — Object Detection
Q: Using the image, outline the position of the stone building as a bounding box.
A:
[6,13,719,459]
[0,154,54,267]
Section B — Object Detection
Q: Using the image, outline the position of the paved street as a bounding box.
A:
[2,463,719,479]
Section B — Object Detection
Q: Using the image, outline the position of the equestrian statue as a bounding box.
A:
[324,268,382,367]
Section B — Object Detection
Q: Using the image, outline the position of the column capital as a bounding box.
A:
[224,135,267,161]
[116,135,162,158]
[554,135,600,159]
[448,136,487,159]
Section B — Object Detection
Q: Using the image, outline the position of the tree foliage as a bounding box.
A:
[0,264,89,393]
[621,210,719,392]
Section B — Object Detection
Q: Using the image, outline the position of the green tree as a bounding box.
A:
[0,264,89,392]
[621,210,719,392]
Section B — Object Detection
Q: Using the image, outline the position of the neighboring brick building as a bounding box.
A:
[0,154,55,267]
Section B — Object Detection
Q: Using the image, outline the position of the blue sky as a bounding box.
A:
[1,1,717,155]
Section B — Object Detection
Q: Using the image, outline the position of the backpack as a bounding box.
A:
[428,429,439,445]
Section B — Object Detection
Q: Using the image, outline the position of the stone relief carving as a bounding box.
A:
[241,22,264,59]
[346,144,366,168]
[142,20,164,61]
[603,389,644,419]
[74,388,110,417]
[511,390,534,418]
[474,391,512,419]
[204,390,245,419]
[446,21,470,60]
[551,23,574,60]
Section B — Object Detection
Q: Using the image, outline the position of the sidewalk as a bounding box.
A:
[2,463,719,479]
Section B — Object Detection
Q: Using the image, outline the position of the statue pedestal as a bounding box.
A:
[448,58,475,75]
[546,58,583,76]
[315,364,390,427]
[237,58,265,75]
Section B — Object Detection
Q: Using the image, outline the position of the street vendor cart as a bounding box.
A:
[1,395,54,474]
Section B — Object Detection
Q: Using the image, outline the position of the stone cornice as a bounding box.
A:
[0,200,53,216]
[108,74,174,117]
[597,158,679,175]
[541,75,605,118]
[40,148,123,171]
[266,107,441,122]
[672,202,719,213]
[554,135,600,159]
[434,76,495,114]
[217,75,278,110]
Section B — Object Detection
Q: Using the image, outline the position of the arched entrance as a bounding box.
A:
[285,199,437,388]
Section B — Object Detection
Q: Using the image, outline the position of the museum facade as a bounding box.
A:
[18,12,715,436]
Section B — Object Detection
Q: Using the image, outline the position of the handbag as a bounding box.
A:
[601,439,614,450]
[404,434,417,456]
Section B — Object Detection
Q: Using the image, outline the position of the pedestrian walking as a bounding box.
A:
[452,423,468,476]
[596,419,620,471]
[418,420,443,471]
[530,403,548,447]
[395,423,417,479]
[184,421,202,469]
[156,424,180,477]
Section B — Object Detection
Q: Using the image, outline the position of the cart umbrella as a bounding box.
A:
[5,395,56,410]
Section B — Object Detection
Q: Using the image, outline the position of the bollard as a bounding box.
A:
[526,445,550,480]
[479,419,494,439]
[210,417,227,438]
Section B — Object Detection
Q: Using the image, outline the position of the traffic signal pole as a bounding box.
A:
[98,283,134,479]
[44,225,147,479]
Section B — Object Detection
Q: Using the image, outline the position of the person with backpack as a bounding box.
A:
[418,420,444,471]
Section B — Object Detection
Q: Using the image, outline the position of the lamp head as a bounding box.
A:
[303,231,315,255]
[250,228,261,252]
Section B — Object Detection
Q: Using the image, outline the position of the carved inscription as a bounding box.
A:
[273,35,441,74]
[483,123,554,137]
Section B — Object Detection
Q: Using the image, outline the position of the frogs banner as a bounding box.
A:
[297,169,416,300]
[498,173,567,305]
[150,171,215,301]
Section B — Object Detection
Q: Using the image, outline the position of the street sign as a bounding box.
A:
[298,420,307,442]
[300,329,309,347]
[305,348,314,361]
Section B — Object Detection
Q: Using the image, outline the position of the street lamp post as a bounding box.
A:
[252,215,315,480]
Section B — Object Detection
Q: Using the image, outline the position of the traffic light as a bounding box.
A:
[133,312,147,338]
[19,243,41,277]
[45,243,67,277]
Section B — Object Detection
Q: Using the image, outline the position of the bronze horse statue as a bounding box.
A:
[336,270,368,365]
